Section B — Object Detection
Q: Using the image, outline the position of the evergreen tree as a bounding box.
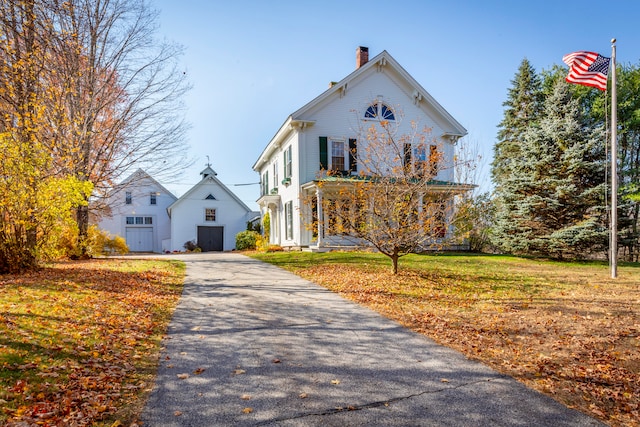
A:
[491,58,543,185]
[615,65,640,261]
[493,78,607,258]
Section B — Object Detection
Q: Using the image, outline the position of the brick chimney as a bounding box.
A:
[356,46,369,69]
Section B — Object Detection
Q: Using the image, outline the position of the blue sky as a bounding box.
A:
[153,0,640,209]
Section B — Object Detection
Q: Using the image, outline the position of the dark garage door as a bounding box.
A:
[197,226,224,252]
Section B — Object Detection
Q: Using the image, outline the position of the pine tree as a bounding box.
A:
[491,58,543,185]
[493,78,607,258]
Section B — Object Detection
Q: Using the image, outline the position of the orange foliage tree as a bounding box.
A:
[304,109,474,274]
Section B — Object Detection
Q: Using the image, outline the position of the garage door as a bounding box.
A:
[126,227,153,252]
[197,226,223,252]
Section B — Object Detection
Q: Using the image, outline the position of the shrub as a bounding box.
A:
[236,230,260,251]
[59,225,129,258]
[183,240,200,252]
[102,234,129,255]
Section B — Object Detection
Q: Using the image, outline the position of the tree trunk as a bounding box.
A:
[391,248,399,274]
[76,203,90,258]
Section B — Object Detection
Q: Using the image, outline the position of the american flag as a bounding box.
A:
[562,51,610,91]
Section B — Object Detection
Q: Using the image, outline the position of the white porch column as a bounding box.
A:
[316,188,324,247]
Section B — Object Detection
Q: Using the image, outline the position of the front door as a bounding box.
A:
[197,226,224,251]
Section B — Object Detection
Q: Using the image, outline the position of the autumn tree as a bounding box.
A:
[449,137,496,253]
[42,0,190,254]
[0,0,49,270]
[308,111,473,274]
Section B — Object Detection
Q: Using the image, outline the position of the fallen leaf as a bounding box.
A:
[174,410,183,416]
[233,369,246,375]
[441,378,450,383]
[242,407,253,414]
[331,379,340,385]
[272,358,281,364]
[177,373,189,379]
[241,394,251,400]
[193,368,205,375]
[299,393,308,399]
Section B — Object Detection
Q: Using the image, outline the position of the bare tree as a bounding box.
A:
[43,0,191,253]
[451,137,495,252]
[306,108,473,274]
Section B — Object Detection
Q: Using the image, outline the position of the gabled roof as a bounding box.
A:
[253,49,467,171]
[167,171,252,216]
[292,50,467,134]
[112,168,177,200]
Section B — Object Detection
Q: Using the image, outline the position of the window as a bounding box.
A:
[285,201,293,240]
[125,191,132,205]
[364,101,395,121]
[273,161,278,188]
[261,171,269,196]
[150,192,157,205]
[331,140,345,171]
[414,145,428,175]
[404,143,439,176]
[205,208,216,222]
[205,194,216,200]
[423,197,447,238]
[284,145,292,179]
[126,216,152,225]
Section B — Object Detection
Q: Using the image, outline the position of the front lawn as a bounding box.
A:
[0,259,185,426]
[249,251,639,427]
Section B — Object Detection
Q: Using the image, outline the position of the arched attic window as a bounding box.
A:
[364,101,395,121]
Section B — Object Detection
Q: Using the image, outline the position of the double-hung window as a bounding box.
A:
[125,191,132,205]
[205,208,216,222]
[284,145,292,179]
[261,171,269,196]
[404,143,439,176]
[150,192,157,205]
[273,162,278,189]
[319,137,357,173]
[284,201,293,240]
[331,140,345,171]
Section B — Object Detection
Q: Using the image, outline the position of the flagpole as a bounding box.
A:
[610,38,618,279]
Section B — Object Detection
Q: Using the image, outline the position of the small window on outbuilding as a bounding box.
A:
[205,208,216,222]
[205,194,216,200]
[150,192,157,205]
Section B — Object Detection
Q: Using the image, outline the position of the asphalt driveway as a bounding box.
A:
[140,252,602,426]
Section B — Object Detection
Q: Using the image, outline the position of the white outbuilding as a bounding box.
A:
[167,165,259,252]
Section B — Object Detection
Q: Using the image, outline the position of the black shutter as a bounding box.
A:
[404,143,412,169]
[349,138,357,172]
[319,136,328,170]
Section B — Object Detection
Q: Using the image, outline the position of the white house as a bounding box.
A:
[252,47,472,250]
[167,165,259,252]
[96,169,176,253]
